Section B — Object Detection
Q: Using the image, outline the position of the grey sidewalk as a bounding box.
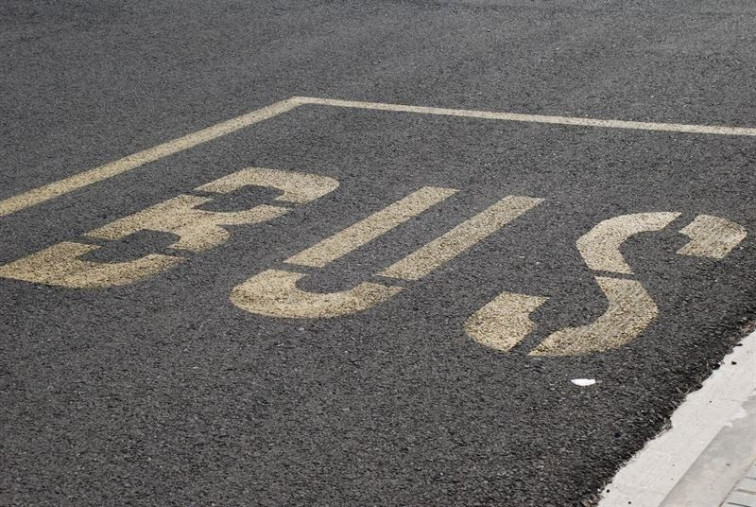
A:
[720,462,756,507]
[600,330,756,507]
[662,396,756,507]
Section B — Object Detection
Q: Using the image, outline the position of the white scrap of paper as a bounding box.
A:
[571,378,597,387]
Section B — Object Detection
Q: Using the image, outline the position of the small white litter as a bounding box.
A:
[570,378,596,387]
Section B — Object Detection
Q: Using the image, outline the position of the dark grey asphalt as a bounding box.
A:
[1,1,755,505]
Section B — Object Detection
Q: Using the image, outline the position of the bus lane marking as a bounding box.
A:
[0,97,751,356]
[286,187,458,268]
[231,194,543,319]
[0,168,339,289]
[0,99,301,218]
[2,96,755,219]
[86,168,339,253]
[380,196,544,281]
[465,213,748,356]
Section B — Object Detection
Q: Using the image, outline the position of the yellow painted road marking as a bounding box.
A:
[233,186,458,319]
[286,187,457,268]
[381,196,543,280]
[234,192,542,319]
[0,98,301,218]
[87,168,338,253]
[530,277,658,356]
[576,212,681,275]
[466,212,747,355]
[296,97,756,136]
[0,242,183,289]
[677,215,748,259]
[465,277,660,357]
[464,292,548,352]
[0,93,749,353]
[466,278,658,356]
[230,269,403,319]
[196,167,339,204]
[3,96,755,219]
[0,168,338,288]
[87,195,287,253]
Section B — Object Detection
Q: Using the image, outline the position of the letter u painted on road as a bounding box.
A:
[230,190,543,318]
[0,168,339,288]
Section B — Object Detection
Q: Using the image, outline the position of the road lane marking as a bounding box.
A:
[0,242,183,290]
[380,196,543,281]
[295,97,756,136]
[286,187,457,268]
[576,212,681,275]
[233,192,542,319]
[1,95,751,354]
[87,168,339,253]
[230,269,403,319]
[196,167,339,204]
[465,213,747,355]
[0,98,301,218]
[677,215,748,259]
[464,292,548,352]
[530,277,658,356]
[0,168,338,288]
[88,195,288,253]
[3,96,756,219]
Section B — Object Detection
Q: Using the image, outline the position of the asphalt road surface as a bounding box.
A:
[2,1,755,505]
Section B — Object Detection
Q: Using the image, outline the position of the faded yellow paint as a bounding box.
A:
[0,241,183,289]
[3,96,756,219]
[236,192,542,319]
[465,292,548,352]
[0,99,302,218]
[530,277,658,356]
[300,97,756,137]
[196,167,339,204]
[576,212,680,275]
[230,269,402,318]
[467,212,748,356]
[87,195,287,253]
[88,168,338,253]
[0,167,339,289]
[381,196,543,281]
[678,215,747,259]
[286,187,457,268]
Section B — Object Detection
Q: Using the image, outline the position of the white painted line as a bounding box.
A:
[3,95,756,219]
[295,97,756,137]
[599,330,756,507]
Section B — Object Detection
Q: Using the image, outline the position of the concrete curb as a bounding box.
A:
[600,330,756,507]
